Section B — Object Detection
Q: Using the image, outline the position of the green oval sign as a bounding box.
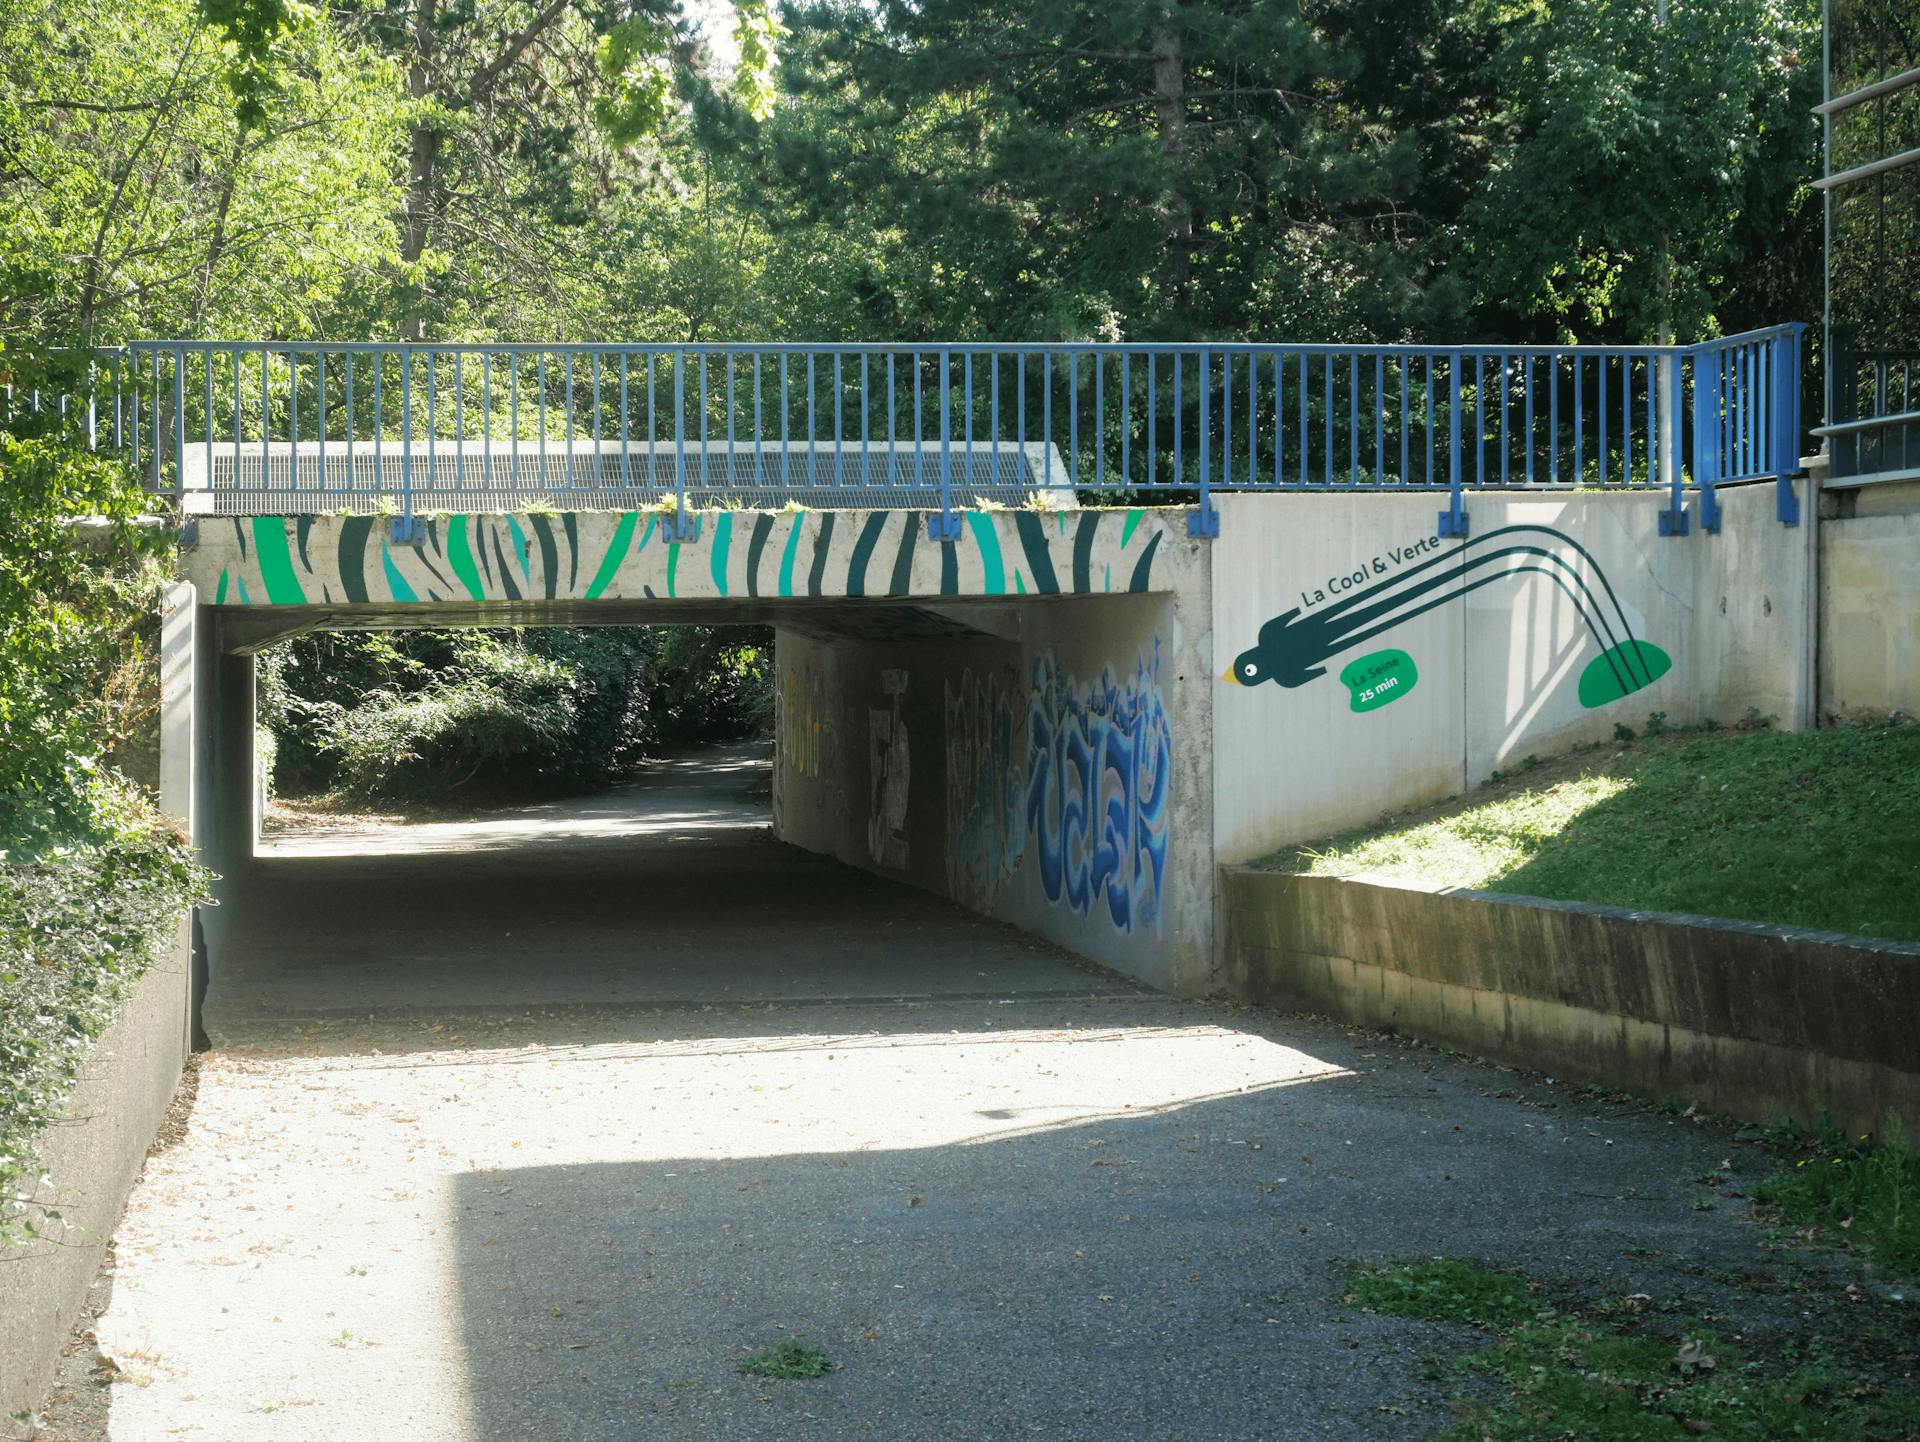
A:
[1339,648,1418,713]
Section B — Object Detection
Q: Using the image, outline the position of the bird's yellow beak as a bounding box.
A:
[1220,666,1242,686]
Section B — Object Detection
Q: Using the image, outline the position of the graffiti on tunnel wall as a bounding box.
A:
[780,667,831,779]
[1025,644,1171,935]
[868,669,912,870]
[943,669,1025,908]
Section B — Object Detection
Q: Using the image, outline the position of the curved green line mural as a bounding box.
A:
[190,507,1178,608]
[1226,524,1671,712]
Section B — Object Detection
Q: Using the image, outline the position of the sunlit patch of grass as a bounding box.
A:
[1265,720,1920,943]
[1297,775,1628,889]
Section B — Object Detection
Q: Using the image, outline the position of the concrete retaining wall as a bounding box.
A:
[1221,868,1920,1137]
[0,924,191,1432]
[1210,483,1814,861]
[1,585,202,1430]
[1821,481,1920,718]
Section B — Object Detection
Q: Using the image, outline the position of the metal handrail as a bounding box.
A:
[1812,408,1920,438]
[1816,63,1920,116]
[11,325,1808,539]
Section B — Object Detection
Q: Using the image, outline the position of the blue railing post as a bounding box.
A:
[1774,325,1805,526]
[1687,346,1718,535]
[1188,346,1220,537]
[1439,352,1469,537]
[669,349,699,541]
[930,346,961,540]
[395,348,420,543]
[1698,349,1724,534]
[1659,349,1689,535]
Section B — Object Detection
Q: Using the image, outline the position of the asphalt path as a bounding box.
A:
[71,746,1846,1441]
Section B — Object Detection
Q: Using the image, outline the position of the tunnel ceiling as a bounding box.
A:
[214,592,1144,653]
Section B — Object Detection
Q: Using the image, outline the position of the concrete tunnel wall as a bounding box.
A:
[169,489,1812,1005]
[164,590,261,1029]
[770,485,1811,993]
[771,585,1219,996]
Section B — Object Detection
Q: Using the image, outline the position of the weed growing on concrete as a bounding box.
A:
[1752,1125,1920,1279]
[1453,1320,1903,1442]
[1349,1261,1920,1440]
[1345,1258,1537,1328]
[737,1340,835,1380]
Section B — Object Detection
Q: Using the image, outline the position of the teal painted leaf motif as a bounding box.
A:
[1578,641,1672,709]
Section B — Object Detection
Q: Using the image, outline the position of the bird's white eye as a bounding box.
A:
[1242,663,1257,678]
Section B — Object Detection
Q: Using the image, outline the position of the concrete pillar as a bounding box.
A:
[157,583,199,1054]
[158,583,198,837]
[187,619,257,1036]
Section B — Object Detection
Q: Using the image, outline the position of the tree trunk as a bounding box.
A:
[401,0,439,342]
[1150,16,1193,314]
[188,132,247,333]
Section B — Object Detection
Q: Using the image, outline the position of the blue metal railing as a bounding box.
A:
[9,326,1805,539]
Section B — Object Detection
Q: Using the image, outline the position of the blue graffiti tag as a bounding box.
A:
[1025,644,1171,933]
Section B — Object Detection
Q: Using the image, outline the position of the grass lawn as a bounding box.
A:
[1346,1257,1920,1441]
[1258,718,1920,944]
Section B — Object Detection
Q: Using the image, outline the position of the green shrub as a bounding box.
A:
[655,627,775,743]
[326,635,579,798]
[260,624,775,803]
[0,795,208,1244]
[0,426,210,1244]
[0,433,170,853]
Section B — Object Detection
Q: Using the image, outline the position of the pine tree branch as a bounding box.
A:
[1066,86,1307,128]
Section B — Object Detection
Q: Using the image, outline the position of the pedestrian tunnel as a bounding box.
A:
[162,485,1812,1037]
[164,504,1218,1036]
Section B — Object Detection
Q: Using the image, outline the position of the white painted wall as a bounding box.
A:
[1211,484,1813,862]
[1821,489,1920,718]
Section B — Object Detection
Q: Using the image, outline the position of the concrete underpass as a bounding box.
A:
[78,488,1827,1440]
[83,746,1804,1442]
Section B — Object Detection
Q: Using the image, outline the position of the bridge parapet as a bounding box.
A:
[27,332,1807,545]
[181,504,1187,611]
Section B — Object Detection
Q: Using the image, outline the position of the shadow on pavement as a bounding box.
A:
[214,744,1129,1044]
[445,1051,1758,1442]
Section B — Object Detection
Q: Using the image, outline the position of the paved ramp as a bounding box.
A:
[81,750,1827,1441]
[209,745,1127,1042]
